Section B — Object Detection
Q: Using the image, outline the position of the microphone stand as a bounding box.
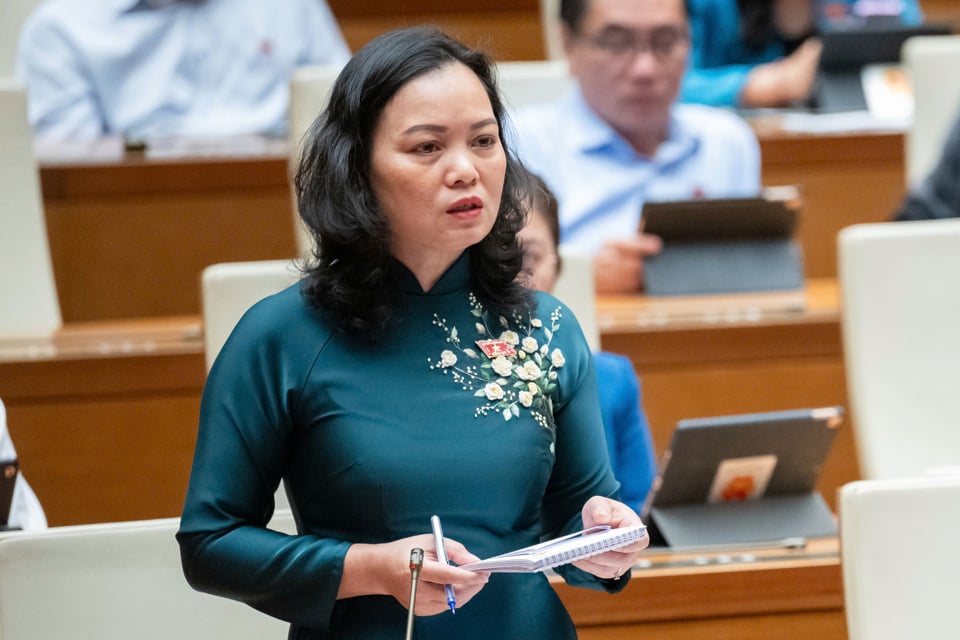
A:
[404,548,424,640]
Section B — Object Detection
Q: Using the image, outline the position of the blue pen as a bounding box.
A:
[430,514,457,614]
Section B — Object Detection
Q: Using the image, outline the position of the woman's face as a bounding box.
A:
[369,62,507,272]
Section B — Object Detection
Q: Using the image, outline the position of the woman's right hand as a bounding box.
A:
[338,533,491,615]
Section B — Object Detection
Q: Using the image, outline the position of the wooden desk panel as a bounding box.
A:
[328,0,545,61]
[40,145,298,323]
[758,129,905,279]
[1,281,857,525]
[0,317,206,526]
[554,538,846,638]
[38,128,904,322]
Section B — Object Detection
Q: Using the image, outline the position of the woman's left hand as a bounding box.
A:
[572,496,649,580]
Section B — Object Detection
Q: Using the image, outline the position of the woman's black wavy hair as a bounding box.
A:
[295,25,534,340]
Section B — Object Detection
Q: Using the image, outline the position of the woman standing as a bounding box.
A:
[177,25,645,639]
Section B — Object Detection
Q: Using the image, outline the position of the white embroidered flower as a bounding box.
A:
[519,390,534,408]
[551,349,565,368]
[484,382,505,401]
[440,350,457,368]
[430,300,564,433]
[491,356,513,377]
[516,360,542,381]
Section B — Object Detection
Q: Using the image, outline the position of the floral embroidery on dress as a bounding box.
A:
[427,293,565,434]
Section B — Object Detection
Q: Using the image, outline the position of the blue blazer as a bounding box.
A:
[594,352,658,514]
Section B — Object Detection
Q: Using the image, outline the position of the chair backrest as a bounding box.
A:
[497,60,573,112]
[0,0,43,76]
[201,260,301,371]
[0,511,296,640]
[288,64,342,257]
[838,219,960,479]
[902,35,960,187]
[840,476,960,640]
[539,0,564,60]
[0,79,62,336]
[554,246,599,351]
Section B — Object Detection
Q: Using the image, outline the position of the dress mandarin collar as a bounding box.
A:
[391,252,471,296]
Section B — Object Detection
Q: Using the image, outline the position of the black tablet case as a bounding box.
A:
[641,190,804,296]
[813,24,952,112]
[641,408,843,548]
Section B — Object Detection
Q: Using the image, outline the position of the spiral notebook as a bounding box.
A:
[459,525,648,573]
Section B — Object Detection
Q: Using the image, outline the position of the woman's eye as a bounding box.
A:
[474,135,498,148]
[414,142,439,154]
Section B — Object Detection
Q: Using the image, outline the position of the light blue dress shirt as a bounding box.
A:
[682,0,924,107]
[512,88,761,255]
[15,0,351,140]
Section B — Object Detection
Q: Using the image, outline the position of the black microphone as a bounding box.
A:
[404,548,424,640]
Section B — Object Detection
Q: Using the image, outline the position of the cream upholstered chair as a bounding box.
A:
[0,0,43,75]
[201,260,301,371]
[539,0,564,60]
[201,260,302,510]
[496,60,573,112]
[903,35,960,187]
[0,79,61,336]
[553,246,599,352]
[288,63,341,257]
[838,219,960,479]
[840,476,960,640]
[0,511,296,640]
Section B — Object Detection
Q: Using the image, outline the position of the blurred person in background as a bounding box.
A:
[15,0,350,141]
[513,0,760,293]
[681,0,923,108]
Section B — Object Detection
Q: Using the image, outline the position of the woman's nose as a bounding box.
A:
[445,150,479,186]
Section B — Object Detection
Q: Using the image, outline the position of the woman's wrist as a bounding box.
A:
[338,542,388,599]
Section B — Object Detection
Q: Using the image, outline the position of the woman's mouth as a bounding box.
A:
[447,196,483,215]
[447,196,483,213]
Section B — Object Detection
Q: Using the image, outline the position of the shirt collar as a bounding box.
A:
[563,86,699,166]
[112,0,144,13]
[116,0,194,13]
